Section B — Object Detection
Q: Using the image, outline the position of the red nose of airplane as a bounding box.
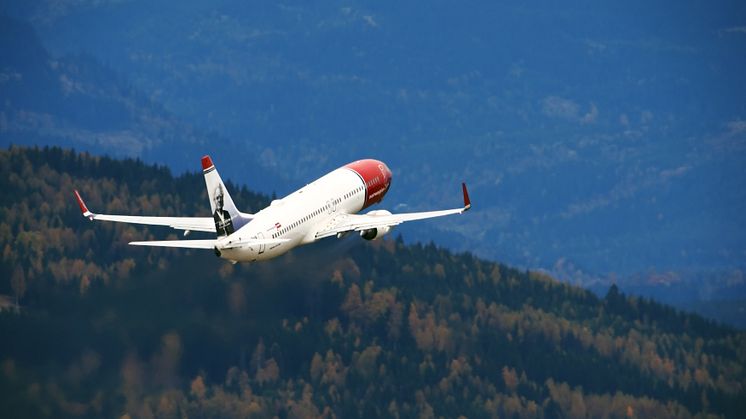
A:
[344,159,393,209]
[382,162,392,187]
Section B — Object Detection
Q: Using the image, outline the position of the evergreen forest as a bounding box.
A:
[1,146,744,418]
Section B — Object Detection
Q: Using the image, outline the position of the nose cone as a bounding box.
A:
[382,162,392,181]
[382,162,392,190]
[344,159,393,209]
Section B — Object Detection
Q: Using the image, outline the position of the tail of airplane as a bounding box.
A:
[202,155,249,237]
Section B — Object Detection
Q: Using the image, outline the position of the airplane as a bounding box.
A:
[74,156,471,263]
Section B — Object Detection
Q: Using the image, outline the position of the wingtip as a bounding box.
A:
[74,189,94,219]
[201,155,214,171]
[462,182,471,211]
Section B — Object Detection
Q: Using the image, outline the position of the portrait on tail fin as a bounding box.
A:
[212,185,234,236]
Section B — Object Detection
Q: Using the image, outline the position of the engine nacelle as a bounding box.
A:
[360,210,393,240]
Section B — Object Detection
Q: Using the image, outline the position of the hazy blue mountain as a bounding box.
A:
[3,2,746,305]
[0,15,287,192]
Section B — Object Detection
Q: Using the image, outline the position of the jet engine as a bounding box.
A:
[359,210,393,240]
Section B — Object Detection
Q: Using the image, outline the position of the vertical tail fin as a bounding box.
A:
[202,155,245,237]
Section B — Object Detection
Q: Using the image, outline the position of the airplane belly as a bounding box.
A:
[220,247,255,263]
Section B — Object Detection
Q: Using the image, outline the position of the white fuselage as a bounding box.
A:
[218,164,388,262]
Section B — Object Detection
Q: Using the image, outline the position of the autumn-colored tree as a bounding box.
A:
[502,366,518,393]
[341,283,364,322]
[10,265,25,310]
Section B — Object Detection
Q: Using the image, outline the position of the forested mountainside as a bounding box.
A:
[1,146,744,418]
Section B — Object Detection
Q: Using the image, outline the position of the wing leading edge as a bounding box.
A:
[315,183,471,239]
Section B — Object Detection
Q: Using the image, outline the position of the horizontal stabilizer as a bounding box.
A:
[129,240,217,249]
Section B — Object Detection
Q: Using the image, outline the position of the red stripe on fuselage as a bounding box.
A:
[344,159,393,210]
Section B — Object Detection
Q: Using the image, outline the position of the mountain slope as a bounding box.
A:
[1,146,744,418]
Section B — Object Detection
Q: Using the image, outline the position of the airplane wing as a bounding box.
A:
[129,237,289,249]
[129,239,217,248]
[74,190,216,233]
[315,183,471,240]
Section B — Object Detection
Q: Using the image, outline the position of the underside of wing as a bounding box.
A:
[93,214,217,232]
[315,183,471,239]
[315,208,465,239]
[129,239,217,249]
[129,237,290,250]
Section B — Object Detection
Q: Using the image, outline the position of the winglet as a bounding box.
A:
[462,183,471,211]
[201,155,214,171]
[74,190,95,220]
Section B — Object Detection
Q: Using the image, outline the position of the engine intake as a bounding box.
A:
[360,228,378,240]
[360,209,393,240]
[360,226,392,240]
